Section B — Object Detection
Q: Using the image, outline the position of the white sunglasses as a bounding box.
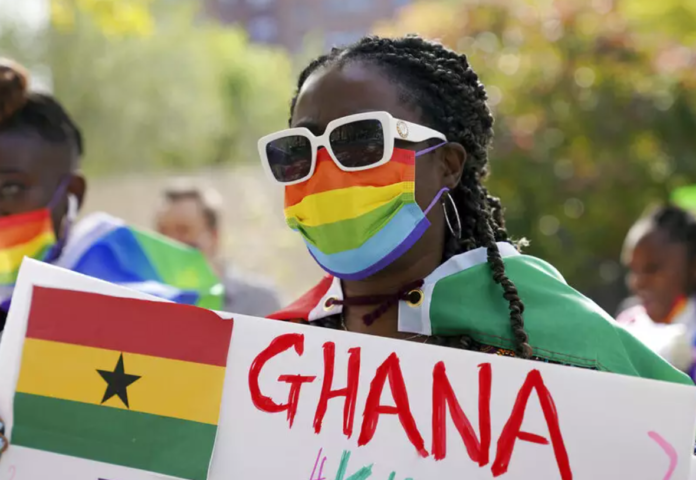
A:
[258,111,447,185]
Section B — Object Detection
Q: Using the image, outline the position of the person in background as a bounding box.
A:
[262,34,689,385]
[0,58,224,345]
[0,58,85,338]
[618,204,696,377]
[155,181,282,316]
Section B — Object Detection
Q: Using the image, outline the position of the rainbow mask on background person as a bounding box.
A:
[258,111,448,280]
[0,185,77,290]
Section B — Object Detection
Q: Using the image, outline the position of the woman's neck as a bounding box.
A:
[340,245,444,337]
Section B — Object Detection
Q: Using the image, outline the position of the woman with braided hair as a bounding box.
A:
[261,35,689,384]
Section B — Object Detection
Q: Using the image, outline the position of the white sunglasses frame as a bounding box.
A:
[258,111,447,186]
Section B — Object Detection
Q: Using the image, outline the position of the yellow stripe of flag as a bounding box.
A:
[0,231,54,275]
[284,182,414,227]
[17,338,225,425]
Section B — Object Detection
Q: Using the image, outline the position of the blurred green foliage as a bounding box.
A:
[1,0,294,174]
[377,0,696,309]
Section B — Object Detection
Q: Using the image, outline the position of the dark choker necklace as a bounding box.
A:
[327,279,424,326]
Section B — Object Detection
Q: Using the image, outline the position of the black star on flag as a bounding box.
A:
[97,353,141,409]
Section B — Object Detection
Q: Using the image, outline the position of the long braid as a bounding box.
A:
[290,35,532,358]
[469,180,531,356]
[486,192,510,243]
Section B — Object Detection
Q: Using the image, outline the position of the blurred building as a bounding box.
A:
[204,0,412,51]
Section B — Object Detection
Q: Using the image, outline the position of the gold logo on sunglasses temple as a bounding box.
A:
[396,121,409,139]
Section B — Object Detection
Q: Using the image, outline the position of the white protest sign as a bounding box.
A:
[1,259,696,480]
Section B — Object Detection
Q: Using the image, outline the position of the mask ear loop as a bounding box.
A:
[47,177,71,210]
[44,177,79,263]
[66,193,78,222]
[415,141,448,158]
[415,141,462,239]
[46,193,77,261]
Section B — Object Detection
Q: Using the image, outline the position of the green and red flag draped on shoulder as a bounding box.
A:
[270,242,691,385]
[13,287,233,480]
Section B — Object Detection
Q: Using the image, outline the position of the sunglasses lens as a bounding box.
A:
[266,135,312,183]
[329,119,385,168]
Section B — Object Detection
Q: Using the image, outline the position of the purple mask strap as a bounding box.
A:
[414,141,450,215]
[424,187,449,215]
[44,176,74,263]
[48,177,71,209]
[415,141,448,158]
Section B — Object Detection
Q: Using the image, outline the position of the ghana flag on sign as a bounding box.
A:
[13,287,233,480]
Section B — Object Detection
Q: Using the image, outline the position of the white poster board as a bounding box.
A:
[1,259,696,480]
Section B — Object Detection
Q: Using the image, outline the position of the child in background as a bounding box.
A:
[619,205,696,377]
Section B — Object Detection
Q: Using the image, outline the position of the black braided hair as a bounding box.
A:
[0,59,83,161]
[289,35,532,358]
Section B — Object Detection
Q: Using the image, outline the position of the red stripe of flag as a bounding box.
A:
[266,275,333,322]
[26,287,233,366]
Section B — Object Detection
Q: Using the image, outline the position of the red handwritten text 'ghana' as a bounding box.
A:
[248,333,572,479]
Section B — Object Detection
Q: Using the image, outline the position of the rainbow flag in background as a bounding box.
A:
[53,212,223,310]
[13,287,233,479]
[0,209,56,287]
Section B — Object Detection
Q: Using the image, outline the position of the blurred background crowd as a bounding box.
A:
[1,0,695,317]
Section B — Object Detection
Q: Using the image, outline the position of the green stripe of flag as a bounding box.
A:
[286,192,414,254]
[429,254,692,384]
[13,393,217,480]
[131,227,223,310]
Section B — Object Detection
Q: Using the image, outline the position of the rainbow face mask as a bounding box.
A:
[0,187,77,289]
[0,208,57,286]
[284,147,447,280]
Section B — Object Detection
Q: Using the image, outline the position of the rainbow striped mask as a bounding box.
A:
[284,147,447,280]
[0,208,57,286]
